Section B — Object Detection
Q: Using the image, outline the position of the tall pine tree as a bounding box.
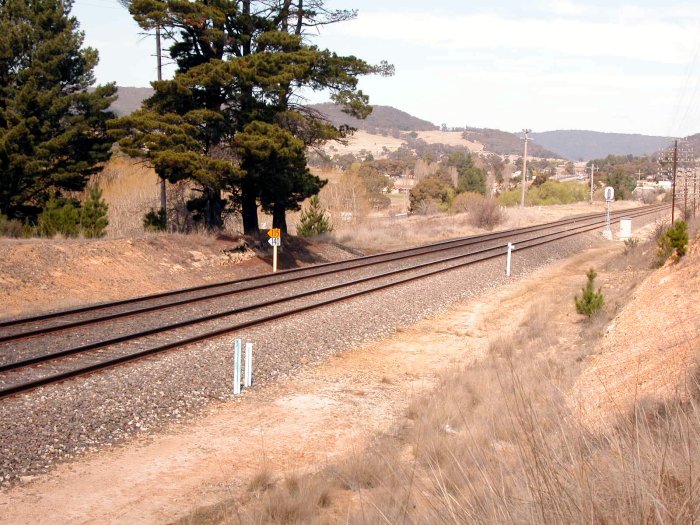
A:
[111,0,391,233]
[0,0,117,221]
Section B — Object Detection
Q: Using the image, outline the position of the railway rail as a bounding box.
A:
[0,203,669,398]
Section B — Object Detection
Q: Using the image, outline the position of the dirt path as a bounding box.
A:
[0,238,647,524]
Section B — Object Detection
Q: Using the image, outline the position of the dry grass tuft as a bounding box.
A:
[247,467,275,493]
[260,473,333,524]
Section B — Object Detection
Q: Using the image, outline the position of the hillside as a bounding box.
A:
[531,130,674,160]
[309,102,437,132]
[109,86,153,116]
[106,88,692,161]
[463,127,560,158]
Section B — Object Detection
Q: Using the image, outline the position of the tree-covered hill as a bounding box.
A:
[462,127,560,158]
[531,130,675,161]
[309,102,437,132]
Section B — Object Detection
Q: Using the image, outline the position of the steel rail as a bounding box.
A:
[1,208,650,372]
[0,204,667,399]
[0,204,666,343]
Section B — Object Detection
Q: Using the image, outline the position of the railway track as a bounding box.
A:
[0,203,669,398]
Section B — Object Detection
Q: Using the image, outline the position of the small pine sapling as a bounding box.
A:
[296,196,332,237]
[575,268,605,318]
[656,220,688,265]
[81,186,109,238]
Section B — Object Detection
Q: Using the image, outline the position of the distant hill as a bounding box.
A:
[463,127,560,159]
[531,130,675,161]
[105,88,694,160]
[309,103,437,132]
[108,86,153,116]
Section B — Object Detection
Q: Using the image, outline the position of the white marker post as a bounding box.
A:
[603,186,615,240]
[233,338,242,395]
[267,228,281,273]
[244,342,253,388]
[506,242,515,277]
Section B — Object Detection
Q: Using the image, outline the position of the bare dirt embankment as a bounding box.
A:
[0,234,356,318]
[0,215,690,524]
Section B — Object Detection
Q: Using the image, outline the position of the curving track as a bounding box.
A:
[0,204,669,398]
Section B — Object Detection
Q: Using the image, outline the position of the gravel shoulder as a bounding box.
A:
[0,212,668,524]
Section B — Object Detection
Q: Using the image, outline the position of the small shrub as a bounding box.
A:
[0,214,26,238]
[37,197,81,238]
[80,186,109,238]
[143,208,167,232]
[468,196,505,230]
[297,195,332,237]
[656,220,688,265]
[623,237,639,254]
[451,191,481,213]
[247,467,274,493]
[575,268,605,318]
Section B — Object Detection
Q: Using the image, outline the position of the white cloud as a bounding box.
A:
[328,11,696,65]
[546,0,589,17]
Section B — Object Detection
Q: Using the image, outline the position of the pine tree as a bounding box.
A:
[0,0,117,221]
[296,195,331,237]
[575,268,605,318]
[111,0,392,233]
[80,186,109,238]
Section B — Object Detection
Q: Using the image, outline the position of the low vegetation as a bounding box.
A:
[1,186,109,239]
[296,196,332,237]
[656,220,689,266]
[575,268,605,318]
[498,180,589,206]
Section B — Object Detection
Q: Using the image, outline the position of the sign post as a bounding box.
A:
[506,242,515,277]
[244,342,253,388]
[603,186,614,240]
[267,228,281,272]
[233,338,242,395]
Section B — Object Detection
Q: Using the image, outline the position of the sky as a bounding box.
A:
[72,0,700,137]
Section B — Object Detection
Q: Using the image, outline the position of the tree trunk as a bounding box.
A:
[204,186,224,229]
[272,202,287,235]
[241,184,259,234]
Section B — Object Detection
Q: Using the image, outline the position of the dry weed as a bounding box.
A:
[247,467,274,493]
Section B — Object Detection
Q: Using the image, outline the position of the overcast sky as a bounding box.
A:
[73,0,700,136]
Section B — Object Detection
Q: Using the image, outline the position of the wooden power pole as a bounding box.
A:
[520,129,531,208]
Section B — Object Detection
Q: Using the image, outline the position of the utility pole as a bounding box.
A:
[671,139,678,223]
[520,129,531,208]
[693,164,697,218]
[589,164,598,204]
[156,23,167,228]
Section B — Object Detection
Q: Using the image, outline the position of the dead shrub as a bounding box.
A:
[247,467,274,493]
[262,473,332,524]
[467,195,505,230]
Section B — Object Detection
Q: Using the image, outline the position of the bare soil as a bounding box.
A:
[1,218,691,524]
[0,234,356,318]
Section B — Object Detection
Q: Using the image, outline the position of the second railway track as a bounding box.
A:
[0,204,669,398]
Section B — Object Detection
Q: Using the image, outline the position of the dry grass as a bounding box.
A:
[325,202,639,253]
[247,467,275,494]
[340,333,700,524]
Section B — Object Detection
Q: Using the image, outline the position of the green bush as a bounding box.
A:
[80,186,109,238]
[37,198,81,238]
[656,220,688,265]
[409,176,454,212]
[143,208,167,232]
[297,196,332,237]
[575,268,605,318]
[498,180,588,207]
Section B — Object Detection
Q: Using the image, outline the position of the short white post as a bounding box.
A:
[506,242,514,277]
[233,338,242,395]
[244,342,253,388]
[272,244,278,273]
